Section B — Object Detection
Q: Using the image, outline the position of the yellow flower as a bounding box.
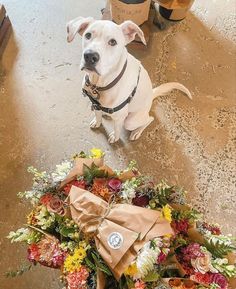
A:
[79,241,87,249]
[74,247,86,260]
[64,246,87,273]
[162,204,172,223]
[90,148,104,159]
[64,254,82,273]
[124,263,138,276]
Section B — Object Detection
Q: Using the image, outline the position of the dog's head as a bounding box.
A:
[67,17,146,76]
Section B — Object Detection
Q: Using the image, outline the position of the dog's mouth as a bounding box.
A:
[81,66,100,75]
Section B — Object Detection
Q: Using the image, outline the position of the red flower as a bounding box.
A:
[108,178,122,192]
[132,194,150,207]
[202,222,221,235]
[27,243,40,263]
[191,272,228,289]
[40,193,54,205]
[63,180,86,195]
[172,219,189,234]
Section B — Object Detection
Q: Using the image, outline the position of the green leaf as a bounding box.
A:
[84,257,97,271]
[91,251,113,276]
[83,163,108,184]
[143,270,160,282]
[205,238,236,258]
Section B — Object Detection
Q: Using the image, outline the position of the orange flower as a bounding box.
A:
[92,178,112,201]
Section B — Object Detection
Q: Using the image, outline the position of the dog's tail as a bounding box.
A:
[153,82,192,100]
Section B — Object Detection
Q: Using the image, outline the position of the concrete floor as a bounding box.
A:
[0,0,235,288]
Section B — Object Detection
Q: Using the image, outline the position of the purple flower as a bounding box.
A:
[108,178,122,192]
[181,243,204,262]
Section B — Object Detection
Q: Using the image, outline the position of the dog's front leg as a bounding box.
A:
[108,118,124,144]
[90,110,102,128]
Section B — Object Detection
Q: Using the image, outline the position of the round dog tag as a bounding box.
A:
[107,232,123,250]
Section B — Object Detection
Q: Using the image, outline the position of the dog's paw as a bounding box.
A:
[129,130,142,141]
[90,118,101,129]
[108,132,119,144]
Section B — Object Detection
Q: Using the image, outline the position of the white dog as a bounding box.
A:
[67,17,192,143]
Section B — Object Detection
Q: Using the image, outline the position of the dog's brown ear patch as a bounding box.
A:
[67,16,94,42]
[120,20,146,45]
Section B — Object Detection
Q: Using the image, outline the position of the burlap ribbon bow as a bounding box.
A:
[69,186,173,280]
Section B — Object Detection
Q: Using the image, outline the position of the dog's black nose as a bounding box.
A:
[84,50,100,66]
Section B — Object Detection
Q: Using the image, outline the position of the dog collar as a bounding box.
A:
[82,66,141,115]
[84,60,128,99]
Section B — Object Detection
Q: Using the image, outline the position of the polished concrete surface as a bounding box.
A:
[0,1,235,288]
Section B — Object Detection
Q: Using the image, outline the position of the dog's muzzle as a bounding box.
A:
[84,50,100,67]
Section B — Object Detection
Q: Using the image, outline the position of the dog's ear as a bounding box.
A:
[120,20,146,45]
[67,16,94,42]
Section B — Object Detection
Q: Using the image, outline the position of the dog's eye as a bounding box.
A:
[108,39,117,46]
[85,32,92,40]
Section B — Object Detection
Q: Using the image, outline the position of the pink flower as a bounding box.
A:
[108,178,122,192]
[132,280,146,289]
[63,180,86,195]
[47,196,66,216]
[181,243,204,262]
[51,250,66,268]
[172,219,189,234]
[132,194,150,207]
[28,237,66,269]
[66,266,89,289]
[157,252,167,264]
[191,272,228,289]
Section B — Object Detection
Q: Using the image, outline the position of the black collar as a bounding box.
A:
[84,60,128,99]
[82,66,141,115]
